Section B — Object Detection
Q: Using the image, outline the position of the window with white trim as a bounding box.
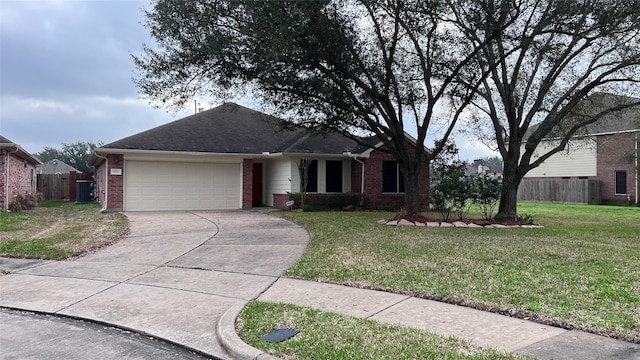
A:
[615,171,627,195]
[382,161,405,193]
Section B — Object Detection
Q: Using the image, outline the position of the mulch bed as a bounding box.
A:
[392,212,534,226]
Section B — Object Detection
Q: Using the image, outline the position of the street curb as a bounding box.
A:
[216,302,281,360]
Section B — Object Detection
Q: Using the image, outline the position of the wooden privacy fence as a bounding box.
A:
[37,172,93,201]
[517,178,600,204]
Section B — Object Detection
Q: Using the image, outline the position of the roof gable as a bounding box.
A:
[41,159,81,174]
[0,135,42,165]
[101,103,367,156]
[525,93,640,140]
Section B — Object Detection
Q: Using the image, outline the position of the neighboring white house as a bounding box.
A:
[521,94,639,205]
[524,138,597,178]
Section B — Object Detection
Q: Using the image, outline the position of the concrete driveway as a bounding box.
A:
[0,210,309,359]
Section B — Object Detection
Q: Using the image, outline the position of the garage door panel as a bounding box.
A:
[125,161,241,211]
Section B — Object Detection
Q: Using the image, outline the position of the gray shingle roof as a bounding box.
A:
[0,135,15,144]
[525,93,640,140]
[101,103,370,155]
[41,159,80,174]
[0,135,41,165]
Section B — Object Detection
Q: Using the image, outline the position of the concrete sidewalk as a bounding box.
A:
[252,278,640,360]
[0,211,309,359]
[1,210,639,360]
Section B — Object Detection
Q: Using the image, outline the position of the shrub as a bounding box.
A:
[288,192,366,211]
[431,174,502,220]
[8,194,38,212]
[468,175,502,219]
[430,173,471,220]
[302,204,328,212]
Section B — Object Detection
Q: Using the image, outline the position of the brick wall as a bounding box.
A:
[351,148,430,210]
[242,159,253,209]
[94,154,124,211]
[273,193,289,209]
[597,132,638,205]
[1,153,37,210]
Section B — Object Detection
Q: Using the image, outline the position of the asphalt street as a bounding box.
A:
[0,309,214,360]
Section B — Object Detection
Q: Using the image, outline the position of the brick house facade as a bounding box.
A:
[351,147,430,210]
[521,94,639,206]
[94,154,124,211]
[596,132,639,205]
[1,136,41,210]
[89,103,431,212]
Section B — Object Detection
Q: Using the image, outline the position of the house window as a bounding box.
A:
[302,160,318,192]
[382,161,405,193]
[326,160,343,192]
[615,171,627,195]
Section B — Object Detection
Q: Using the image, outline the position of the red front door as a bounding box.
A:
[252,163,263,206]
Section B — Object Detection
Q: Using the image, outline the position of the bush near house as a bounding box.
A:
[8,194,39,212]
[288,192,366,211]
[431,174,502,220]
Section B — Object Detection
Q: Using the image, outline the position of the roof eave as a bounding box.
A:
[0,143,42,165]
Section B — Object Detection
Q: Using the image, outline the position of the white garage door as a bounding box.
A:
[125,161,241,211]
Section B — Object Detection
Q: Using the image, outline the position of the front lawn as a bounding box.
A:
[238,302,523,360]
[273,203,639,342]
[0,201,128,260]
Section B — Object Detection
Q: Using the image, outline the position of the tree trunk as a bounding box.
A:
[403,169,422,215]
[496,164,521,220]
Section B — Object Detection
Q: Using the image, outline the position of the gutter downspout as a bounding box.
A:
[352,156,365,206]
[93,153,109,212]
[4,148,19,211]
[636,132,640,206]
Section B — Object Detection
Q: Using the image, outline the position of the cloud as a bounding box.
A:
[457,136,499,161]
[0,0,150,98]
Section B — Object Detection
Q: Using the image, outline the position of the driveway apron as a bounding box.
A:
[0,210,309,359]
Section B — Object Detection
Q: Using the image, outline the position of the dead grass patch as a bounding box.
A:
[0,202,128,260]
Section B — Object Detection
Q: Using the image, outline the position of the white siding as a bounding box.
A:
[342,160,352,191]
[288,158,351,193]
[524,138,597,177]
[265,158,292,206]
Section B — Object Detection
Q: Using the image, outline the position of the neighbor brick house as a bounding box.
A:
[0,136,42,210]
[88,103,430,212]
[522,94,639,205]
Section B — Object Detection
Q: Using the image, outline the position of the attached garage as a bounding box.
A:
[124,161,241,211]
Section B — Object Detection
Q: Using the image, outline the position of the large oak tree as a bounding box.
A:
[455,0,640,218]
[36,141,103,174]
[132,0,515,215]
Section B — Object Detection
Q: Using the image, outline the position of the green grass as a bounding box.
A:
[0,202,128,260]
[272,203,639,342]
[37,201,67,208]
[0,228,87,259]
[238,302,523,360]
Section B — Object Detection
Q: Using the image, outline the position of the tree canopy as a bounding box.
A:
[36,141,102,174]
[134,0,640,218]
[133,0,515,214]
[457,0,640,218]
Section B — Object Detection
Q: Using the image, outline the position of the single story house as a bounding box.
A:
[39,159,81,174]
[522,94,639,205]
[1,135,42,210]
[89,103,430,212]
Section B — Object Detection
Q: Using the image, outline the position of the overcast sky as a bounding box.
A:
[0,0,497,161]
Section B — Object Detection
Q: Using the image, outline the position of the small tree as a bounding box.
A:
[431,172,471,220]
[296,159,313,208]
[468,175,502,219]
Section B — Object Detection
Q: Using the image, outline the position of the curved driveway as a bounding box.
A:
[0,211,309,359]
